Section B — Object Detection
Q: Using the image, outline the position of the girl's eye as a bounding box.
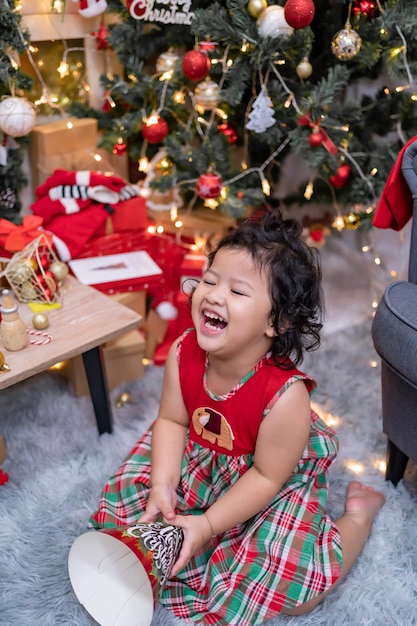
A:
[203,279,215,285]
[231,289,246,296]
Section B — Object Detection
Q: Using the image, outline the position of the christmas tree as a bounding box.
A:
[0,0,34,223]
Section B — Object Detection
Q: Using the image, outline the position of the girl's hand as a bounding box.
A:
[139,483,178,523]
[168,513,213,577]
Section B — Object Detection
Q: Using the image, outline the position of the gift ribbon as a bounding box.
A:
[297,113,338,156]
[0,215,53,252]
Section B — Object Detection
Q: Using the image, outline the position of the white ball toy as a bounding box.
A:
[257,5,294,38]
[155,301,178,321]
[0,96,36,137]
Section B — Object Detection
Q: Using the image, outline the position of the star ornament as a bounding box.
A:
[92,23,110,51]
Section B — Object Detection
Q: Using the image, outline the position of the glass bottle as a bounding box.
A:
[0,289,27,351]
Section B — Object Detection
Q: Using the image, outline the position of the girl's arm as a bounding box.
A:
[170,380,312,574]
[140,338,189,522]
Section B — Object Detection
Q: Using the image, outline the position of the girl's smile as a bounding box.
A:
[191,247,276,365]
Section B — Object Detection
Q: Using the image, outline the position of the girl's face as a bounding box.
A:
[191,247,276,359]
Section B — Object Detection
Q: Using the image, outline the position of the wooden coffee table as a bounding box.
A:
[0,276,142,434]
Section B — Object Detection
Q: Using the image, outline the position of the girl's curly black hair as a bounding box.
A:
[206,209,324,367]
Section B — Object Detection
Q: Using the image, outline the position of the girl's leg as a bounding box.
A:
[282,481,386,616]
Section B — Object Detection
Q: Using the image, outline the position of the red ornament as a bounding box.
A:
[182,50,211,81]
[217,122,238,144]
[92,22,109,50]
[284,0,315,29]
[199,40,218,52]
[0,469,8,485]
[142,115,169,144]
[329,163,352,188]
[196,171,223,199]
[352,0,376,18]
[308,129,322,147]
[112,140,127,155]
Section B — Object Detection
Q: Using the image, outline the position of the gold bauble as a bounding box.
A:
[248,0,267,19]
[156,156,173,176]
[14,261,33,284]
[49,260,69,282]
[32,312,50,330]
[296,57,313,80]
[344,213,361,230]
[194,80,221,111]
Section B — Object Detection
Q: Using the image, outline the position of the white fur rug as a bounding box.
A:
[0,319,416,626]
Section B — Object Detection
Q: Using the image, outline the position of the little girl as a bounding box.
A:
[90,209,385,625]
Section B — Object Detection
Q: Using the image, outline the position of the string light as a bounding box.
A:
[344,460,365,475]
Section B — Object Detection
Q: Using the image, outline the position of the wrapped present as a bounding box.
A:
[29,118,99,188]
[63,329,146,396]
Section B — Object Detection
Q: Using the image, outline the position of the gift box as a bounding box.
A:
[147,207,235,242]
[0,436,7,465]
[29,118,99,189]
[62,329,146,397]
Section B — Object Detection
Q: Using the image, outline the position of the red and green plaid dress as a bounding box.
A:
[90,329,342,625]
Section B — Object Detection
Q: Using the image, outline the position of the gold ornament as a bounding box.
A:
[115,391,132,408]
[0,350,10,373]
[248,0,267,19]
[296,57,313,79]
[156,156,173,176]
[13,261,33,284]
[32,312,50,330]
[49,260,69,283]
[344,213,361,230]
[331,24,362,61]
[194,80,221,110]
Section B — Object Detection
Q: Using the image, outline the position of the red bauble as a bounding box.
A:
[182,50,211,81]
[112,140,127,155]
[217,122,238,144]
[196,172,223,199]
[329,164,352,188]
[308,129,322,147]
[142,116,169,144]
[284,0,315,29]
[352,0,376,18]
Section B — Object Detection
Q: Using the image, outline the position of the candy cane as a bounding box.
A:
[27,330,53,345]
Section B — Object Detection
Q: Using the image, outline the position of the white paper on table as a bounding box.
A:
[69,251,163,286]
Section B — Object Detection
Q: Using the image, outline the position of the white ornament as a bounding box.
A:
[0,97,36,138]
[257,5,294,38]
[246,86,276,133]
[156,301,178,320]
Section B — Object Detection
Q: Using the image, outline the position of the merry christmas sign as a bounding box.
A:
[128,0,194,24]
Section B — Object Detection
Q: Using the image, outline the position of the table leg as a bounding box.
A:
[82,346,113,435]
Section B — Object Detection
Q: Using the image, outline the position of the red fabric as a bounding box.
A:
[179,329,314,456]
[30,170,148,260]
[373,135,417,231]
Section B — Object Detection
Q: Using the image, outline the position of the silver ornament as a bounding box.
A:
[331,24,362,61]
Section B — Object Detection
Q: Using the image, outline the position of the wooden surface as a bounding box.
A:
[0,276,142,390]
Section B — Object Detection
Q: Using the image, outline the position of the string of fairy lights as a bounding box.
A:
[6,0,413,318]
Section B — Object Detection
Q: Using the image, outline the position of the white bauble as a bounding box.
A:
[156,301,178,320]
[0,97,36,137]
[257,5,294,38]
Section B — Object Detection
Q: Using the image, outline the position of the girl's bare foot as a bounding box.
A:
[344,481,385,528]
